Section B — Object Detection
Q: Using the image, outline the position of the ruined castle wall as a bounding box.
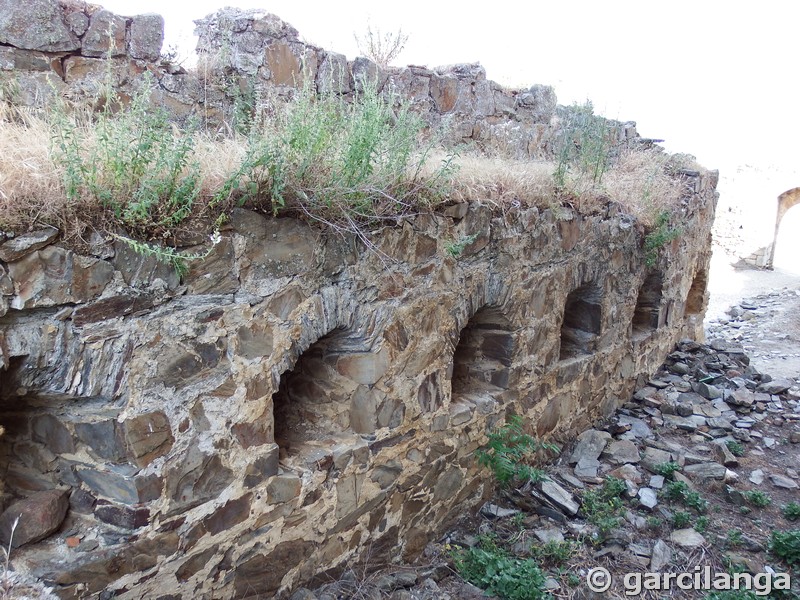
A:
[0,2,638,159]
[0,180,717,598]
[0,1,720,598]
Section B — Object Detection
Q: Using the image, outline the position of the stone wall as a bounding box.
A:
[0,180,717,598]
[1,1,639,159]
[0,1,720,598]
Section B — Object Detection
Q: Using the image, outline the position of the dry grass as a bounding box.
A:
[0,93,700,243]
[445,146,700,228]
[0,104,71,233]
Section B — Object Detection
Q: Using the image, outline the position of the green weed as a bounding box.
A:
[553,101,612,192]
[214,79,456,231]
[726,440,745,457]
[451,544,551,600]
[671,510,692,529]
[445,233,479,258]
[783,502,800,522]
[654,461,681,479]
[581,477,627,537]
[530,540,577,565]
[52,74,202,235]
[770,530,800,567]
[475,416,557,487]
[644,210,682,267]
[744,490,772,509]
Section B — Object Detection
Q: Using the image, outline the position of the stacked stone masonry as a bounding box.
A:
[0,0,638,158]
[0,0,718,598]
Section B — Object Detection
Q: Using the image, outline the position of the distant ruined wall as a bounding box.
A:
[0,1,638,159]
[0,1,718,599]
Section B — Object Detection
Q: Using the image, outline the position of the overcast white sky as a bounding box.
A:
[103,0,799,175]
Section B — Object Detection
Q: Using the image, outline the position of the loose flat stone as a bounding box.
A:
[602,440,641,465]
[670,528,706,547]
[574,457,600,479]
[683,462,726,480]
[729,390,755,407]
[707,416,733,430]
[634,386,659,401]
[641,447,674,472]
[648,379,670,389]
[480,503,520,519]
[693,403,722,418]
[650,539,672,571]
[696,382,723,400]
[534,527,564,544]
[539,480,579,516]
[712,442,739,468]
[758,379,792,394]
[663,414,703,431]
[629,542,651,557]
[568,429,611,464]
[769,474,799,490]
[638,487,658,510]
[649,475,665,489]
[617,415,653,439]
[609,463,643,484]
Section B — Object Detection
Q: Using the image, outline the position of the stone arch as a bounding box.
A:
[685,267,707,316]
[450,305,515,404]
[769,186,800,267]
[632,270,664,339]
[268,289,402,456]
[559,280,603,359]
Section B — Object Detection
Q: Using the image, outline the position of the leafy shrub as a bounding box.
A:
[694,515,710,533]
[445,233,478,258]
[770,530,800,567]
[726,440,745,457]
[783,502,800,522]
[530,540,577,565]
[553,102,612,191]
[671,510,692,528]
[52,74,202,235]
[654,461,681,479]
[644,210,682,267]
[581,477,628,536]
[214,80,456,232]
[475,416,557,487]
[744,490,772,509]
[727,529,744,547]
[452,545,551,600]
[662,480,708,514]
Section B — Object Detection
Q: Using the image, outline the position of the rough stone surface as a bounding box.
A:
[670,528,706,547]
[0,5,720,598]
[0,489,68,547]
[128,14,164,62]
[0,0,79,51]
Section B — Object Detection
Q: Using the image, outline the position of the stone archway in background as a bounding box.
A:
[768,186,800,268]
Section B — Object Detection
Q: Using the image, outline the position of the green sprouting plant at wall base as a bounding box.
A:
[644,210,682,267]
[475,415,557,487]
[770,530,800,567]
[451,544,552,600]
[783,502,800,522]
[580,476,627,536]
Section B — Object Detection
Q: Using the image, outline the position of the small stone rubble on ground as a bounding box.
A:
[706,288,800,365]
[291,338,800,599]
